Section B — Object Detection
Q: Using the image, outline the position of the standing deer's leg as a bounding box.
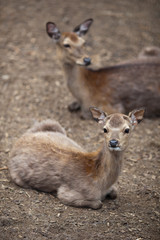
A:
[80,110,92,119]
[68,101,81,112]
[57,185,102,209]
[80,104,92,119]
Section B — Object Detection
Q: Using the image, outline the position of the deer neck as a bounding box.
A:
[103,141,122,162]
[57,44,79,87]
[95,141,123,184]
[62,61,84,102]
[62,61,76,78]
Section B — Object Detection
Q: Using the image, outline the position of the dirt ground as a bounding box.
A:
[0,0,160,239]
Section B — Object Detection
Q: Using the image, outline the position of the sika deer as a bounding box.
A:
[9,108,144,209]
[46,19,160,119]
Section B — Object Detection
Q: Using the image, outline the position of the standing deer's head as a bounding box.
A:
[46,19,93,66]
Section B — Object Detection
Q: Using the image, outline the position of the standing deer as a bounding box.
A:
[8,108,144,209]
[46,19,160,119]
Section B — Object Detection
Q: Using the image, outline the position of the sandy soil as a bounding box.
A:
[0,0,160,239]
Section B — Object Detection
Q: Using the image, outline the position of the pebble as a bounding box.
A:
[2,75,10,80]
[5,149,10,153]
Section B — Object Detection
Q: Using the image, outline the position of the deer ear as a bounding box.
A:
[73,19,93,36]
[46,22,61,42]
[129,108,145,126]
[90,107,107,124]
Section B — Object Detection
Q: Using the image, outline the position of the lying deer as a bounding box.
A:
[46,19,160,119]
[8,108,144,209]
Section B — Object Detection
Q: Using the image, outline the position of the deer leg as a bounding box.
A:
[57,185,102,209]
[80,104,92,119]
[68,101,81,112]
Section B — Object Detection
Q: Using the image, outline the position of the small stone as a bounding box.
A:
[31,38,36,44]
[2,75,10,80]
[55,81,60,87]
[5,148,10,153]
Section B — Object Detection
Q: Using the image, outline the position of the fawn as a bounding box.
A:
[46,19,160,119]
[9,108,144,209]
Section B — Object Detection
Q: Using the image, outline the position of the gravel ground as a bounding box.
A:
[0,0,160,239]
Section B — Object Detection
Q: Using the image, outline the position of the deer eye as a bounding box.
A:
[64,44,71,48]
[103,128,108,133]
[124,128,130,134]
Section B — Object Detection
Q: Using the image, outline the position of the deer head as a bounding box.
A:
[46,19,93,66]
[90,107,145,152]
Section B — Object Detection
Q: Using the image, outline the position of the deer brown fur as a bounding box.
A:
[8,108,144,209]
[46,19,160,119]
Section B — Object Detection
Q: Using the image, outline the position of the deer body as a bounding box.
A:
[46,19,160,118]
[9,109,144,209]
[64,58,160,118]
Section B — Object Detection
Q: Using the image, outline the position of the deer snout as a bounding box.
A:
[109,139,119,148]
[83,57,91,66]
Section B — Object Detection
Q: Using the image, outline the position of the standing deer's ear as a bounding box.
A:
[90,107,107,124]
[129,108,145,127]
[73,19,93,36]
[46,22,61,42]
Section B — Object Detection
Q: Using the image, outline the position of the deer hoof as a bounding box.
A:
[68,101,81,112]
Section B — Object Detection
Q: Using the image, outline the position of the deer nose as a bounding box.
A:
[83,57,91,66]
[109,139,118,148]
